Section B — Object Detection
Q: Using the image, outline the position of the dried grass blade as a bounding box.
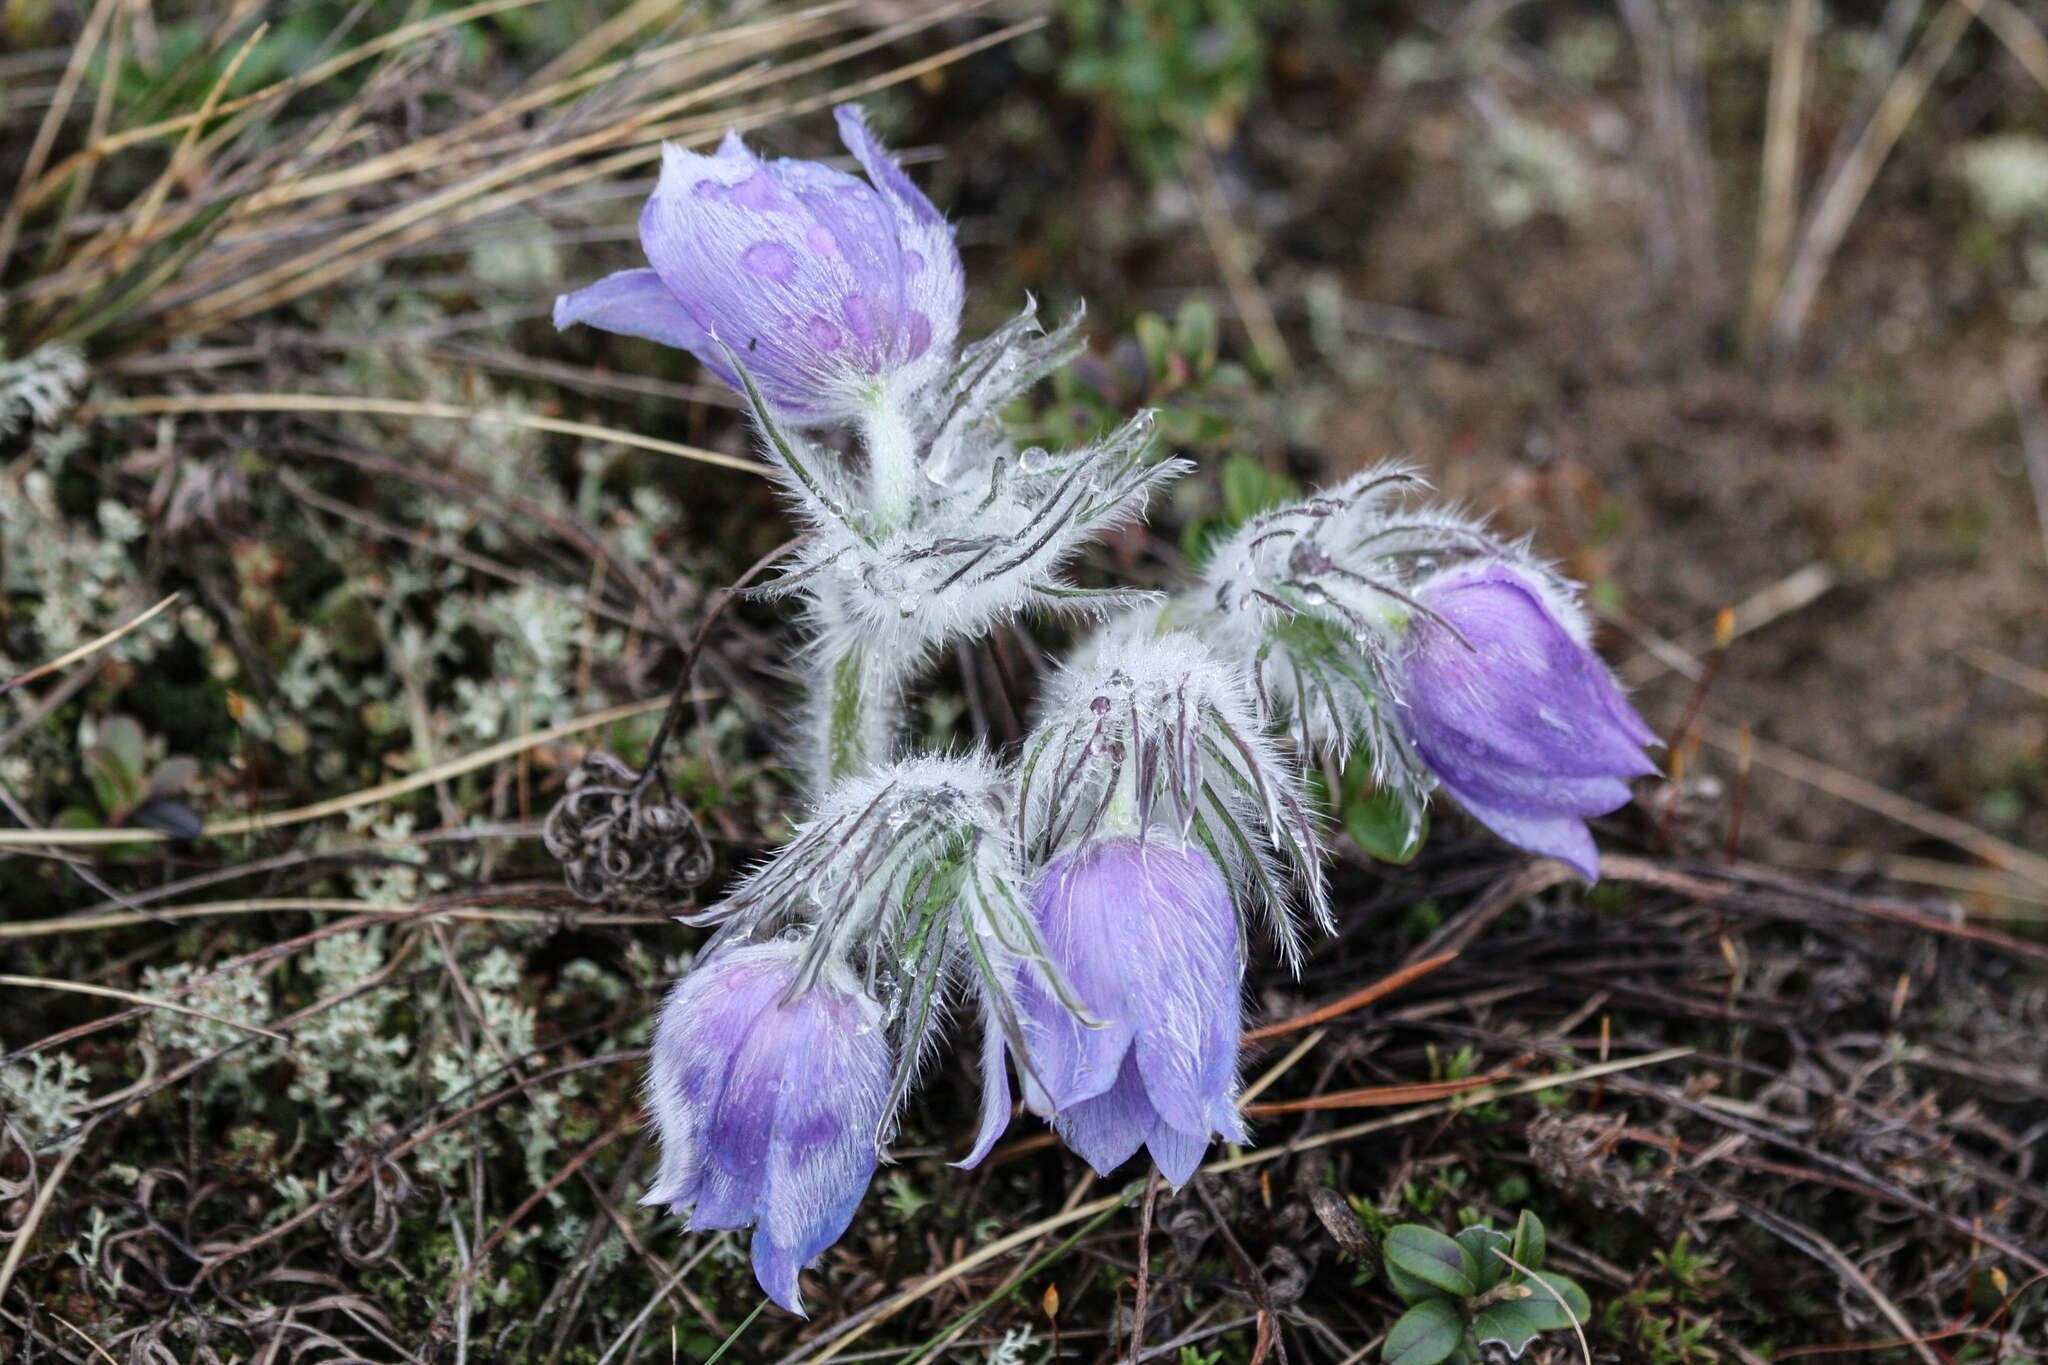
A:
[0,593,178,697]
[86,393,764,474]
[0,693,684,847]
[0,972,288,1041]
[0,0,121,268]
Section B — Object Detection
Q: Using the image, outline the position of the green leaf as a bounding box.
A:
[1174,297,1219,372]
[1469,1300,1543,1357]
[1384,1225,1479,1299]
[1512,1272,1591,1331]
[1220,454,1296,525]
[1385,1258,1442,1305]
[1134,312,1173,384]
[1345,784,1428,864]
[1454,1226,1510,1293]
[86,714,149,815]
[1511,1210,1546,1272]
[147,757,199,799]
[1383,1298,1463,1365]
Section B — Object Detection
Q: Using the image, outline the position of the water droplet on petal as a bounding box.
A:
[1018,448,1050,475]
[1091,696,1112,714]
[897,593,919,618]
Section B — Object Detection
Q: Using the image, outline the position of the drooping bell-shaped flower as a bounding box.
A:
[642,939,892,1315]
[964,834,1246,1186]
[555,104,963,424]
[1395,561,1658,880]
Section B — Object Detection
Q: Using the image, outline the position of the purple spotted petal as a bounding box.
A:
[834,105,962,367]
[557,109,962,425]
[1397,561,1658,880]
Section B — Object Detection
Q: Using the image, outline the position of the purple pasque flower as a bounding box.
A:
[642,938,891,1315]
[964,834,1246,1186]
[1395,560,1658,880]
[555,105,962,425]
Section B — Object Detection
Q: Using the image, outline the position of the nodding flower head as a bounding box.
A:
[555,105,963,425]
[1395,560,1658,880]
[965,833,1246,1186]
[642,939,892,1315]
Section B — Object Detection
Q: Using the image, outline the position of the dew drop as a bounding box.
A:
[1018,447,1050,476]
[1090,696,1112,715]
[897,593,919,618]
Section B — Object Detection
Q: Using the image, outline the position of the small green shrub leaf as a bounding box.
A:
[1512,1271,1591,1331]
[1384,1225,1479,1298]
[1469,1301,1543,1357]
[1383,1297,1464,1365]
[1454,1226,1510,1293]
[1511,1210,1546,1272]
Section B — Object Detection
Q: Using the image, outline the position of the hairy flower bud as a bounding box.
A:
[555,105,962,424]
[965,834,1246,1186]
[1396,561,1658,879]
[642,939,891,1315]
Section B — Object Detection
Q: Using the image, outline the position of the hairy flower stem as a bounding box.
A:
[820,637,901,782]
[808,399,922,781]
[861,396,918,535]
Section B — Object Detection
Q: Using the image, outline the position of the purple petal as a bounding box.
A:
[1409,565,1657,780]
[1448,798,1603,880]
[1144,1122,1211,1188]
[1052,1052,1156,1178]
[751,983,891,1317]
[1018,848,1137,1108]
[641,949,786,1210]
[834,105,944,227]
[1107,840,1243,1139]
[833,105,963,369]
[638,142,872,421]
[553,268,710,353]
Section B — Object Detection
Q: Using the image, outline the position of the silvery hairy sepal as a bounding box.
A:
[682,754,1053,1108]
[1393,560,1659,880]
[1016,624,1328,955]
[962,627,1326,1179]
[642,938,890,1315]
[745,303,1184,784]
[555,105,963,426]
[962,833,1247,1186]
[1199,463,1474,769]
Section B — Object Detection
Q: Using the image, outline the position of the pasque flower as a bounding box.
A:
[642,939,891,1315]
[555,105,963,424]
[965,834,1247,1186]
[1395,561,1658,880]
